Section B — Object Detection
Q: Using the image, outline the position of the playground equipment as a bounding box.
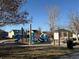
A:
[14,30,49,44]
[40,33,48,42]
[31,32,49,44]
[14,34,22,43]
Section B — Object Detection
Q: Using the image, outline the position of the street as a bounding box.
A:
[59,52,79,59]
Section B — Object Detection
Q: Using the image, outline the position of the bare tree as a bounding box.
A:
[0,0,27,14]
[0,0,30,26]
[48,6,59,35]
[47,6,59,45]
[69,11,79,40]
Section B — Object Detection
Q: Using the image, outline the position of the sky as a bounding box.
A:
[1,0,79,32]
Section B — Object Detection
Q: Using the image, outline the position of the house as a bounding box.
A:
[8,29,27,38]
[8,30,22,38]
[54,29,72,40]
[0,29,8,39]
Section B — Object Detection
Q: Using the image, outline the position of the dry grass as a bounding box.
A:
[0,45,78,59]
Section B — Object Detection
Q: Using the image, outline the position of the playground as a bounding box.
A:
[12,31,49,45]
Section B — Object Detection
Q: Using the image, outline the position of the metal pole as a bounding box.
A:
[21,27,24,43]
[29,23,32,45]
[58,27,60,47]
[59,31,60,46]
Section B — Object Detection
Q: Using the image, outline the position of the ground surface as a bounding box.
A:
[0,44,79,59]
[0,39,79,59]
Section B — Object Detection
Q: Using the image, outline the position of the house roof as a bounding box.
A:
[55,29,72,33]
[32,30,39,32]
[0,29,8,33]
[12,30,21,32]
[9,30,21,32]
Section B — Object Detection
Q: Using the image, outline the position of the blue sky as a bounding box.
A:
[1,0,79,31]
